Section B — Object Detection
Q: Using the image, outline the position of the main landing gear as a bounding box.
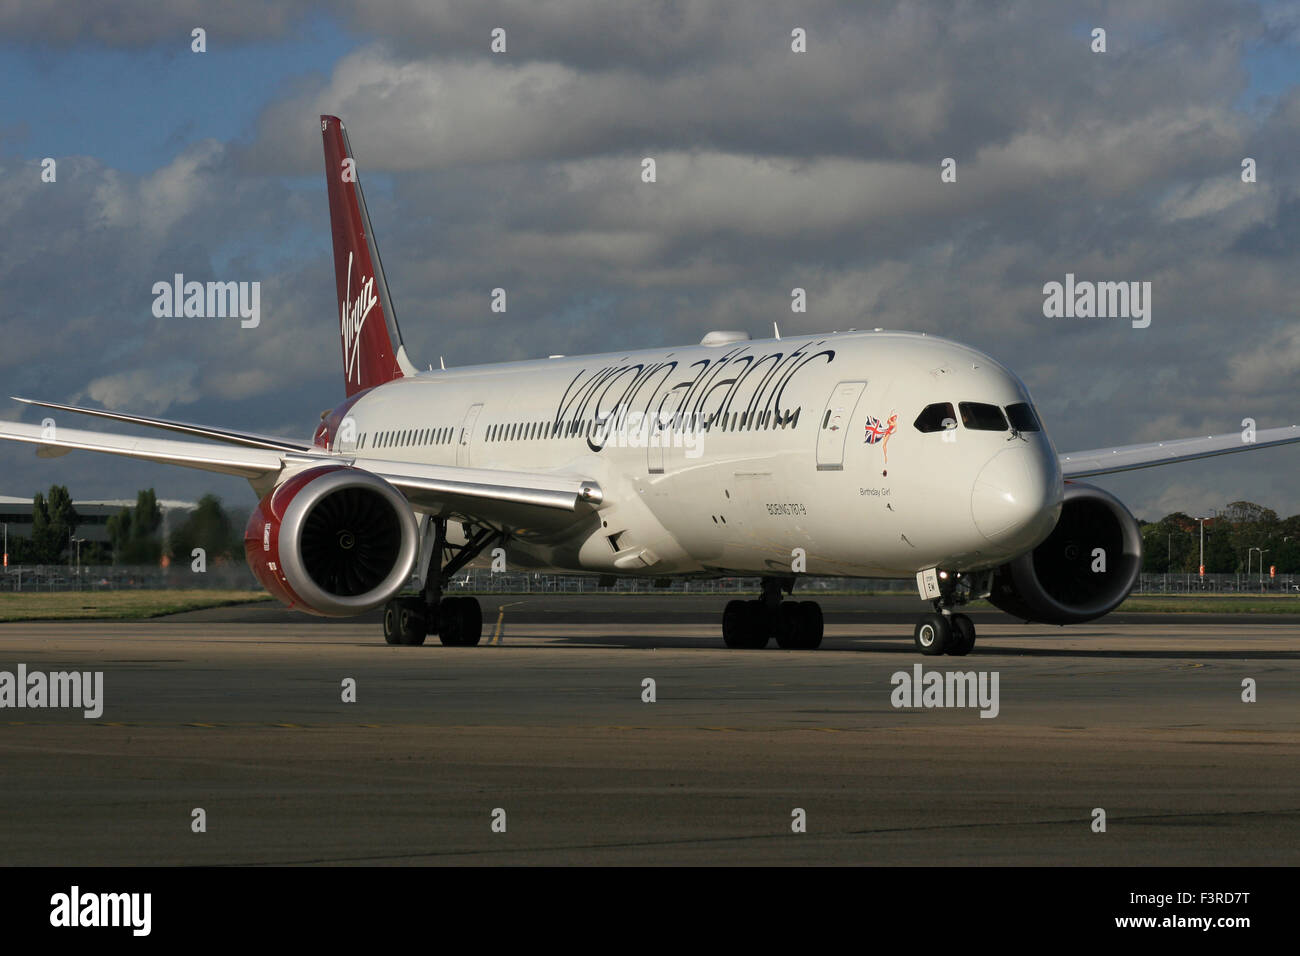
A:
[722,577,824,650]
[912,569,982,656]
[383,518,499,647]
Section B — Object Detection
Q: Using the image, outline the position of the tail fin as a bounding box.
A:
[321,115,417,397]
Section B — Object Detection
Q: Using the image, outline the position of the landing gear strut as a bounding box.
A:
[722,577,823,650]
[912,569,983,656]
[382,518,499,647]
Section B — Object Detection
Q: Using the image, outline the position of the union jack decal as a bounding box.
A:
[864,415,895,444]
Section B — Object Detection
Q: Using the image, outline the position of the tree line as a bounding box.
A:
[1139,501,1300,574]
[3,486,246,567]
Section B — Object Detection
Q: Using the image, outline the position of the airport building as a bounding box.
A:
[0,496,197,546]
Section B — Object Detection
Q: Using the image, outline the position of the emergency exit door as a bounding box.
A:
[456,403,483,467]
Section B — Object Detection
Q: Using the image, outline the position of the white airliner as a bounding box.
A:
[4,116,1298,654]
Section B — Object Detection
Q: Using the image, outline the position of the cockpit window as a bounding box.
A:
[913,402,958,433]
[958,402,1008,431]
[1005,403,1041,432]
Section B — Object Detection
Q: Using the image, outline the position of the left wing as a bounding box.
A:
[0,421,602,524]
[0,420,283,479]
[1060,423,1300,478]
[10,397,315,452]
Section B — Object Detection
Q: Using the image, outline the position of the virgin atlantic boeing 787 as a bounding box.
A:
[4,116,1297,654]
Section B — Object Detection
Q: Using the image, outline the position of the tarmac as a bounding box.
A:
[0,595,1296,865]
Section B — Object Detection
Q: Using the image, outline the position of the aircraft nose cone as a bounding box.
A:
[971,445,1062,546]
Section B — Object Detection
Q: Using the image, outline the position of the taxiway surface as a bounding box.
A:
[1,596,1296,865]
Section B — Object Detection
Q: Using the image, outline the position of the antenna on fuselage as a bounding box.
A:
[773,321,781,340]
[440,356,446,370]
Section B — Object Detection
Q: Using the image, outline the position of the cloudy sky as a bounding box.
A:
[1,0,1297,521]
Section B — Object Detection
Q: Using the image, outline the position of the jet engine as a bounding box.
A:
[986,482,1142,625]
[244,465,420,616]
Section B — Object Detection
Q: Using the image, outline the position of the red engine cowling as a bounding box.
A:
[986,482,1143,625]
[244,465,420,617]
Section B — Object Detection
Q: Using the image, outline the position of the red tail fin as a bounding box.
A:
[321,115,414,397]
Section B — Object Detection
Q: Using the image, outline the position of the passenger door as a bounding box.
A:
[816,381,866,471]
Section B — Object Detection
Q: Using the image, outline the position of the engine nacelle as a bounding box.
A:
[244,465,420,617]
[987,482,1142,625]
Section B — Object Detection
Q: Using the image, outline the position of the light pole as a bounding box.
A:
[1248,547,1266,591]
[72,537,86,588]
[1195,511,1216,587]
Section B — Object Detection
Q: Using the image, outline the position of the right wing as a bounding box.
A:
[1059,423,1300,478]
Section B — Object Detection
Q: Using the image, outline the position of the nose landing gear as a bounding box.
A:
[913,569,986,656]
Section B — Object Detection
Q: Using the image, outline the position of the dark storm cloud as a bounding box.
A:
[0,0,318,46]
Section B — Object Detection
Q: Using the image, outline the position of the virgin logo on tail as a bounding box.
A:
[340,251,379,386]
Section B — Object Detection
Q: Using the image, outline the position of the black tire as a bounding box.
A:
[774,602,802,649]
[385,597,427,646]
[722,599,749,648]
[439,596,483,647]
[398,597,427,646]
[744,600,771,648]
[913,613,950,656]
[383,601,401,645]
[948,613,976,656]
[797,601,823,649]
[722,600,769,648]
[458,597,483,647]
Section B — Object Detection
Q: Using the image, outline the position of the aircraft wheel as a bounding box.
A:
[384,597,427,646]
[947,614,976,656]
[722,600,750,648]
[439,596,483,646]
[744,600,771,648]
[797,601,823,649]
[775,601,824,649]
[722,600,769,649]
[774,602,802,649]
[383,601,400,645]
[913,613,950,656]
